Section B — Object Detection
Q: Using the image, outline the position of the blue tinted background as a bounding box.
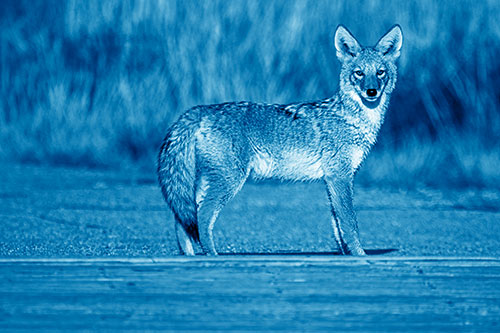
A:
[1,0,499,187]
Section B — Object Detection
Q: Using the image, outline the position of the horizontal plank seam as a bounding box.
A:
[0,256,499,264]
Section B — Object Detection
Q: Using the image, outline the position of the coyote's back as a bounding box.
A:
[158,24,403,256]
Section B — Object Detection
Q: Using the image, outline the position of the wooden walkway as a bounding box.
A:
[1,256,499,331]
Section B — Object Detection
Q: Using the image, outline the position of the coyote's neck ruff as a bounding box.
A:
[158,24,403,256]
[337,86,389,147]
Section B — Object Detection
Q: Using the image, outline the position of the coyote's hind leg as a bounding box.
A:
[196,171,248,255]
[175,218,196,256]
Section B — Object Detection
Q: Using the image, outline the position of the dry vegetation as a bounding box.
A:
[1,0,499,187]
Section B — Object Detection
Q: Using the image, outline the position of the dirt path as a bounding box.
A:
[1,164,499,257]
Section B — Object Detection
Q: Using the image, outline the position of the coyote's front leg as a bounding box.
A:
[324,176,366,255]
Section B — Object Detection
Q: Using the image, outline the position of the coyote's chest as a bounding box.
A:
[250,149,324,180]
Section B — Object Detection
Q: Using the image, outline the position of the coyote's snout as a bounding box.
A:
[158,24,403,256]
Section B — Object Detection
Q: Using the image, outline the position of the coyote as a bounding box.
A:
[158,25,403,256]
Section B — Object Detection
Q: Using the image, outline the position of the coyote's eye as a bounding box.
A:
[377,69,386,77]
[354,70,364,78]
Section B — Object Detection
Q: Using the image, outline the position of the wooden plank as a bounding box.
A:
[1,258,499,331]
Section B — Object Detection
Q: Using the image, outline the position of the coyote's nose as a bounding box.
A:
[366,89,377,97]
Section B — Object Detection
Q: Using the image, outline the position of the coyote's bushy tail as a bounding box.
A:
[157,111,200,241]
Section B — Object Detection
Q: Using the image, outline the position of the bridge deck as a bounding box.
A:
[1,256,499,331]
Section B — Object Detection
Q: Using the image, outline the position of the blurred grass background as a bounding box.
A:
[1,0,499,188]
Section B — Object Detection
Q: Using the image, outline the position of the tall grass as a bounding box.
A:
[1,0,499,187]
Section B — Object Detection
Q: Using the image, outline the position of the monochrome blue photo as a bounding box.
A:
[1,0,499,331]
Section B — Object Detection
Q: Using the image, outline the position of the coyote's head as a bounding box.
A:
[334,25,403,109]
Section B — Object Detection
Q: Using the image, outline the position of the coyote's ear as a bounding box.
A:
[375,24,403,59]
[334,25,362,61]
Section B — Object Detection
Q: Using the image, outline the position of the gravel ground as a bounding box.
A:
[1,164,499,257]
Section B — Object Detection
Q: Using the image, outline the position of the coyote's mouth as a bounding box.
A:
[361,95,381,108]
